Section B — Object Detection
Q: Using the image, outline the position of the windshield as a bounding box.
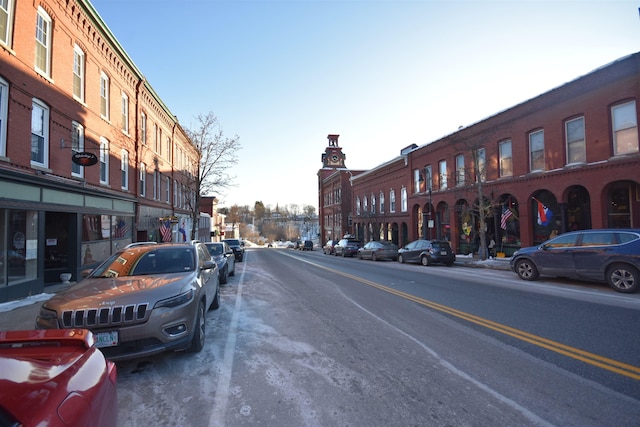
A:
[91,247,195,278]
[206,244,224,255]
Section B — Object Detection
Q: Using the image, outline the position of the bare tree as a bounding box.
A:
[184,112,240,240]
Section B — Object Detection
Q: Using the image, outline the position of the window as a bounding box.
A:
[455,154,465,186]
[155,124,161,154]
[379,191,385,214]
[356,197,361,215]
[390,190,396,213]
[166,137,172,161]
[424,165,432,193]
[529,130,545,171]
[401,187,407,212]
[165,176,170,202]
[0,77,7,156]
[140,112,147,145]
[72,45,85,101]
[438,160,447,190]
[71,121,84,177]
[100,72,110,119]
[612,101,639,155]
[121,93,129,134]
[153,170,159,200]
[35,7,51,76]
[1,0,15,47]
[476,148,486,183]
[99,137,109,184]
[371,193,376,214]
[139,163,146,197]
[499,140,512,177]
[121,149,129,190]
[565,117,585,164]
[413,169,423,194]
[363,196,368,213]
[31,99,49,167]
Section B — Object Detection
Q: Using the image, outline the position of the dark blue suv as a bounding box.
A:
[510,229,640,293]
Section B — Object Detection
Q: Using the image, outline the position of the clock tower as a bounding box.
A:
[321,134,346,168]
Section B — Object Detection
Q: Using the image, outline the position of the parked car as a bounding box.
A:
[323,240,338,255]
[510,229,640,293]
[334,238,362,257]
[301,240,314,251]
[398,239,456,266]
[36,242,220,361]
[223,238,245,262]
[357,241,399,261]
[205,241,235,284]
[0,329,118,427]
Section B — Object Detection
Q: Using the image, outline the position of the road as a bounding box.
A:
[116,247,640,426]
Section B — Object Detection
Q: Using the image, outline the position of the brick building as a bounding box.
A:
[324,53,640,257]
[0,0,198,301]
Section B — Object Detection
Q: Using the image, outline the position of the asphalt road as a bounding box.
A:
[111,248,640,426]
[3,248,639,426]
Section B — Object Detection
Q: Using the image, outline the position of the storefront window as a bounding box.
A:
[6,210,38,285]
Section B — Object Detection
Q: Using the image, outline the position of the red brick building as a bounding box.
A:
[328,53,640,257]
[0,1,198,301]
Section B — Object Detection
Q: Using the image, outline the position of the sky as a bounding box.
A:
[90,0,640,210]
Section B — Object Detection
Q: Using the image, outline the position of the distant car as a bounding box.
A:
[205,242,236,284]
[357,241,399,261]
[334,238,362,257]
[510,229,640,293]
[301,240,314,251]
[0,329,118,427]
[398,239,456,266]
[323,240,338,255]
[223,239,244,262]
[36,242,220,361]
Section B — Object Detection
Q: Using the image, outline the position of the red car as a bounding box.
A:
[0,329,118,426]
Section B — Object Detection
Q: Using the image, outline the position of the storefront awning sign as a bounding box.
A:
[72,152,99,166]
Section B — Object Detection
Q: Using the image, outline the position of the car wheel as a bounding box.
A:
[606,263,639,293]
[445,262,454,267]
[229,265,235,277]
[358,252,363,259]
[188,301,206,353]
[421,255,430,266]
[220,266,228,285]
[398,254,404,263]
[238,256,243,262]
[515,259,539,281]
[372,253,377,261]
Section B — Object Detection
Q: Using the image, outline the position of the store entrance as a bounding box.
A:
[44,212,77,284]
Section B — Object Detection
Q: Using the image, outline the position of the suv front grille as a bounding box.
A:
[61,303,149,328]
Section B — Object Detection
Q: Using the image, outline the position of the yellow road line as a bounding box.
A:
[300,256,640,381]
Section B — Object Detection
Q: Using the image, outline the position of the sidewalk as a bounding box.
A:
[0,256,512,331]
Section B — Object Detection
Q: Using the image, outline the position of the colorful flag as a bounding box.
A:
[160,221,172,242]
[533,197,552,226]
[178,226,187,242]
[500,206,513,230]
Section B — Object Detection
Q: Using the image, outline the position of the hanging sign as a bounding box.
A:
[72,152,98,166]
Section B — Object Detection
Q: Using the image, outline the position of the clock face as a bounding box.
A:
[331,154,339,163]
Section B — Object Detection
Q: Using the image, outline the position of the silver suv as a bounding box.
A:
[36,242,220,361]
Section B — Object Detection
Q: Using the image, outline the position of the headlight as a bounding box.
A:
[36,306,60,329]
[154,289,195,309]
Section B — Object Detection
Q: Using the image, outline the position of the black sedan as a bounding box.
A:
[205,242,236,284]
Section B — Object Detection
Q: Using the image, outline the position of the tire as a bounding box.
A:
[358,252,363,259]
[210,283,220,310]
[421,255,430,266]
[515,259,539,281]
[606,263,639,293]
[229,265,235,277]
[398,254,404,263]
[372,253,377,262]
[187,301,206,353]
[220,266,228,284]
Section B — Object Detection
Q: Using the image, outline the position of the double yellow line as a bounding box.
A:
[310,259,640,381]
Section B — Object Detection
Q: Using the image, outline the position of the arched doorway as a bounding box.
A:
[565,185,591,231]
[532,189,559,245]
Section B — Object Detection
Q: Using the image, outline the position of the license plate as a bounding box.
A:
[440,251,447,255]
[94,331,118,348]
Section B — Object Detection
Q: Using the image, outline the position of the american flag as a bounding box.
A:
[114,219,130,238]
[500,205,513,230]
[160,221,172,242]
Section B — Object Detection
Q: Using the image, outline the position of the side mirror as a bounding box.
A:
[202,260,216,270]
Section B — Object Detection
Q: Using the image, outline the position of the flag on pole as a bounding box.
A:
[160,220,172,242]
[500,205,513,230]
[533,197,552,226]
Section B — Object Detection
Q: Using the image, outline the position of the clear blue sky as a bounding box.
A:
[92,0,640,210]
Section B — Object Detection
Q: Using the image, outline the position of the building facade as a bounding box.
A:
[347,53,640,255]
[0,0,198,302]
